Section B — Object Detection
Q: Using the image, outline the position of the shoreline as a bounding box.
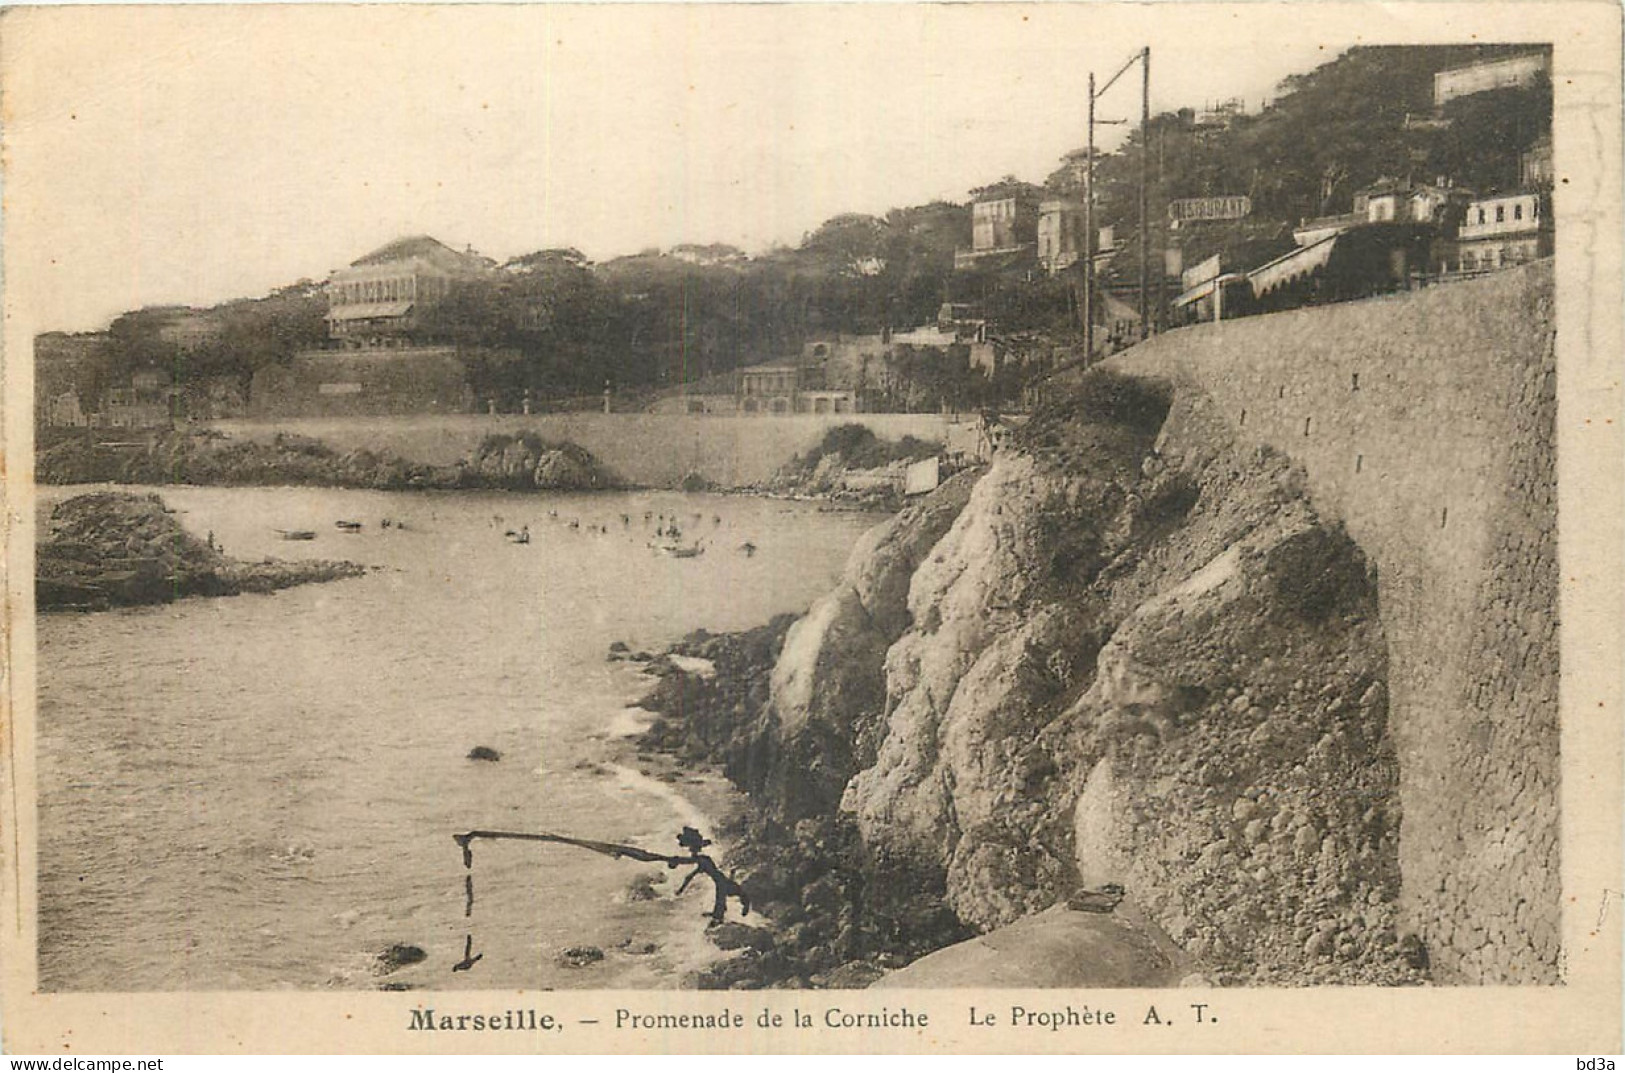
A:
[34,423,952,512]
[599,707,744,989]
[35,427,621,494]
[626,624,973,989]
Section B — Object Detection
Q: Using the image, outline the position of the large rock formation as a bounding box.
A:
[37,492,367,611]
[644,369,1420,986]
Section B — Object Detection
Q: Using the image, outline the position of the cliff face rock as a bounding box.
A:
[844,456,1095,899]
[753,471,979,819]
[1052,515,1406,984]
[750,371,1419,984]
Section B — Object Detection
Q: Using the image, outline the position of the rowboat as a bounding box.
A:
[274,529,317,541]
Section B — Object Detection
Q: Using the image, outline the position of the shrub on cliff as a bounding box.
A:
[771,424,942,504]
[1020,368,1173,447]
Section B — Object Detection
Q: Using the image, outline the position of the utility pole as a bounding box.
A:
[1139,46,1151,339]
[1086,47,1152,354]
[1084,71,1095,360]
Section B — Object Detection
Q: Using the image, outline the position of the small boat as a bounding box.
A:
[335,520,363,532]
[505,527,531,545]
[655,540,705,559]
[273,528,317,541]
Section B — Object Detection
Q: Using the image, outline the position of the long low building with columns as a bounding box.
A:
[326,235,493,345]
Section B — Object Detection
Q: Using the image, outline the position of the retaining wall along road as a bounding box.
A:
[1107,261,1558,983]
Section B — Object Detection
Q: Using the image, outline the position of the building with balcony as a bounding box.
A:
[1452,192,1551,272]
[734,361,855,415]
[326,235,493,345]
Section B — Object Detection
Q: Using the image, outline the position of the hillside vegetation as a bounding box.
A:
[45,47,1549,415]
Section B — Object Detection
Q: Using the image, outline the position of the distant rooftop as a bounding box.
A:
[350,235,491,270]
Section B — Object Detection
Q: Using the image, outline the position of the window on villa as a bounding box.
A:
[1514,204,1523,221]
[1496,205,1506,222]
[1477,208,1486,224]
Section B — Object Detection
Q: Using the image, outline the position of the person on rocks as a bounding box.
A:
[670,826,749,925]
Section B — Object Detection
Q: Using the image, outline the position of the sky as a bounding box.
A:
[0,3,1496,332]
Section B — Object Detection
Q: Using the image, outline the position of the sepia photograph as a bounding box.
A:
[1,1,1619,1055]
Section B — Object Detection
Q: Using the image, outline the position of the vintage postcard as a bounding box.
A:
[1,1,1620,1056]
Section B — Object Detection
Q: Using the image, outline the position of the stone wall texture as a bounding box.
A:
[1106,261,1559,983]
[250,348,473,418]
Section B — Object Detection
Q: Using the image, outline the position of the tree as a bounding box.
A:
[800,214,890,277]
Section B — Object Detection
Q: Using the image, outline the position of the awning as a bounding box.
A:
[1248,235,1338,299]
[327,301,414,322]
[1173,273,1245,308]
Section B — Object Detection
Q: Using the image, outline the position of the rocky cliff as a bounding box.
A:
[643,373,1405,985]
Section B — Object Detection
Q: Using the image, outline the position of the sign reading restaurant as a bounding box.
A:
[1168,195,1252,222]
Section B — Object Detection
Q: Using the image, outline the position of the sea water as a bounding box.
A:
[34,485,879,991]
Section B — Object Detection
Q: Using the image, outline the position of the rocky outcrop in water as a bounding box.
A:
[755,423,945,510]
[462,433,618,490]
[35,428,619,492]
[37,492,368,611]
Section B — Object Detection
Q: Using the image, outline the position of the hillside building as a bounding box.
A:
[1521,135,1554,187]
[1433,52,1550,108]
[1037,199,1086,274]
[732,361,855,415]
[1354,179,1471,227]
[956,192,1040,270]
[326,235,493,345]
[1452,191,1551,272]
[44,390,89,428]
[151,308,223,352]
[101,367,179,429]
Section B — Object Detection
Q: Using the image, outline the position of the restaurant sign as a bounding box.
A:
[1167,195,1252,222]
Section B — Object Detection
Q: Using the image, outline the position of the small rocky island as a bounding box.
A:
[37,492,368,611]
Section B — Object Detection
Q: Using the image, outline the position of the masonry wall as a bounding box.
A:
[249,348,472,418]
[1107,261,1559,983]
[207,412,955,488]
